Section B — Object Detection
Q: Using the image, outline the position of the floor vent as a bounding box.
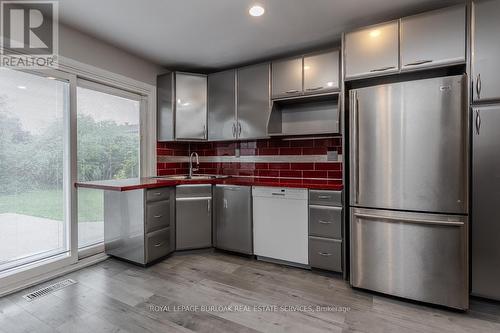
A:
[23,279,77,302]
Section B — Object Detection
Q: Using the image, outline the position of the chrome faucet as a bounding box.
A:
[189,152,199,178]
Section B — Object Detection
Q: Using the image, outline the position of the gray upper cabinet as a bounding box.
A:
[345,20,399,80]
[303,50,340,94]
[272,57,303,99]
[472,0,500,102]
[157,74,174,141]
[175,73,207,140]
[208,70,236,140]
[237,63,271,139]
[401,5,466,71]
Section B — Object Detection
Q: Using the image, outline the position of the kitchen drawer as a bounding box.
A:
[146,187,171,202]
[309,190,342,206]
[146,228,171,263]
[309,205,342,238]
[309,236,342,272]
[146,200,170,233]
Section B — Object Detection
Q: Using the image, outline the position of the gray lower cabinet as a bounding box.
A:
[308,190,343,273]
[472,105,500,301]
[176,185,212,250]
[472,0,500,102]
[104,187,175,265]
[214,185,253,255]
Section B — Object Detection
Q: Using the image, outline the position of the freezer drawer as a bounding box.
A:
[309,236,342,272]
[350,208,468,309]
[309,205,342,239]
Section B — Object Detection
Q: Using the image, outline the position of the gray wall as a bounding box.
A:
[59,24,166,85]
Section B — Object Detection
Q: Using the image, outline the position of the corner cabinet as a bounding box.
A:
[344,21,400,80]
[207,63,270,141]
[237,63,271,139]
[157,72,207,141]
[472,0,500,102]
[208,69,236,140]
[401,5,465,71]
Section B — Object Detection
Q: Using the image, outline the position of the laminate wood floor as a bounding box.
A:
[1,251,500,333]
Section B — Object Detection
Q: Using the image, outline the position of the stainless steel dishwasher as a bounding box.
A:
[213,185,253,255]
[175,184,212,250]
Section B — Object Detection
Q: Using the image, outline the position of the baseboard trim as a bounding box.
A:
[0,253,109,297]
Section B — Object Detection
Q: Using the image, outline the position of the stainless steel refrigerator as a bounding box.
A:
[349,75,469,310]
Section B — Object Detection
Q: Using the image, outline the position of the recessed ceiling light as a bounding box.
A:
[249,5,265,17]
[47,76,56,80]
[369,30,381,38]
[17,85,27,90]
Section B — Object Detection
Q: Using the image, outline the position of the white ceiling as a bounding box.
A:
[58,0,464,72]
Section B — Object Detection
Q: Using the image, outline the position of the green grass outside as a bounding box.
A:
[0,189,103,222]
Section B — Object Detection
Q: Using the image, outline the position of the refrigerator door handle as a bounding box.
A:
[475,110,481,135]
[353,212,464,227]
[351,91,360,204]
[476,74,482,100]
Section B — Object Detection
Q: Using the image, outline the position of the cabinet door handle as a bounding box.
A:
[306,86,323,91]
[154,241,165,247]
[370,66,396,72]
[476,74,482,99]
[318,220,332,224]
[285,90,300,94]
[272,192,285,196]
[318,252,332,256]
[238,122,242,137]
[475,110,481,135]
[153,215,162,218]
[404,59,433,66]
[207,199,211,213]
[232,123,236,137]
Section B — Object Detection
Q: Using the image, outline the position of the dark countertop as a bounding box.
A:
[75,176,343,192]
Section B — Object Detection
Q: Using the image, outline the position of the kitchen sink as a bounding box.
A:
[152,175,228,180]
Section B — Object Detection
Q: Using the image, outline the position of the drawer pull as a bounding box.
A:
[404,59,433,66]
[317,195,331,199]
[306,86,323,91]
[370,66,396,72]
[285,90,300,94]
[318,220,332,224]
[272,193,285,196]
[153,215,162,218]
[318,252,332,256]
[154,241,166,247]
[154,192,162,196]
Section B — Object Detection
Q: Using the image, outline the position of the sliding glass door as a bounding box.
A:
[0,69,71,272]
[76,80,142,250]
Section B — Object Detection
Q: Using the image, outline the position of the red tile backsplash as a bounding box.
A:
[157,137,343,181]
